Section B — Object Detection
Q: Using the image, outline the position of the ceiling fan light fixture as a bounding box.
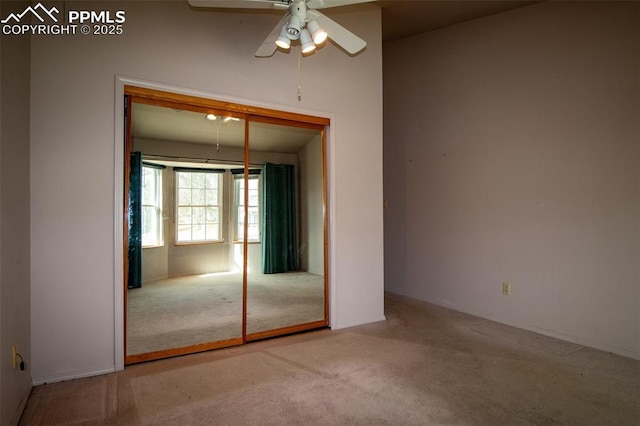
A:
[300,29,316,54]
[205,113,217,121]
[287,15,302,39]
[307,20,327,45]
[275,23,291,49]
[192,0,371,58]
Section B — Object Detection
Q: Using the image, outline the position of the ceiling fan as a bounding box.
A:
[188,0,375,57]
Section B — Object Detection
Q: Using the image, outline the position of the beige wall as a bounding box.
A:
[30,1,383,383]
[384,1,639,359]
[0,1,32,423]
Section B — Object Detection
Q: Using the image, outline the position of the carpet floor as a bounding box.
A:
[127,272,325,356]
[20,293,639,425]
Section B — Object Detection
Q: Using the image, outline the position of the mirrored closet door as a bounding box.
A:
[246,119,327,340]
[124,87,329,364]
[125,98,247,363]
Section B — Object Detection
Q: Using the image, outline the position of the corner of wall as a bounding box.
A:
[0,1,33,423]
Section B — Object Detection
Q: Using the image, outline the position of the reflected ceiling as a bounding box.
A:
[131,103,320,154]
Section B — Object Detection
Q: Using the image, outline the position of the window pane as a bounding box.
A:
[206,207,218,223]
[178,173,191,188]
[178,207,191,225]
[191,173,205,189]
[192,224,206,241]
[143,171,156,203]
[205,173,216,188]
[177,225,191,242]
[178,189,191,206]
[235,178,245,207]
[142,167,163,248]
[192,189,205,205]
[248,224,259,241]
[234,175,262,242]
[206,224,218,240]
[142,206,157,246]
[248,189,259,206]
[193,207,205,225]
[205,189,216,205]
[176,171,221,243]
[237,199,244,240]
[248,207,259,224]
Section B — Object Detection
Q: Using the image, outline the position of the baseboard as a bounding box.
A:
[331,315,387,330]
[32,366,116,386]
[385,290,640,361]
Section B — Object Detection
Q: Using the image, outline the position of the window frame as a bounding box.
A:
[141,164,164,248]
[174,168,224,245]
[232,170,262,243]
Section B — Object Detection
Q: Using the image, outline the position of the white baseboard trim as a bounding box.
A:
[385,290,640,361]
[331,315,387,331]
[32,366,116,386]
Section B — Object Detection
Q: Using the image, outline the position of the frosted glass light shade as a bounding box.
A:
[307,20,327,45]
[300,29,316,54]
[275,23,291,49]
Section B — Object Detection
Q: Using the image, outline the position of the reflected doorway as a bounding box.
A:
[124,87,329,364]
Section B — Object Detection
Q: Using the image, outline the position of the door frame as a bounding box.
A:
[114,76,336,370]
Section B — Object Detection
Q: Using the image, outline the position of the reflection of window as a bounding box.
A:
[175,170,222,244]
[142,165,163,248]
[233,172,261,242]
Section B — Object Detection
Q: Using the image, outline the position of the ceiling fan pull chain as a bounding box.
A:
[297,50,302,101]
[216,120,220,152]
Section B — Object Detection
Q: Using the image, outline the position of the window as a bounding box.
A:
[233,172,261,242]
[142,165,163,247]
[176,170,222,243]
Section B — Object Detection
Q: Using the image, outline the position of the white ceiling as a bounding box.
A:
[376,1,540,42]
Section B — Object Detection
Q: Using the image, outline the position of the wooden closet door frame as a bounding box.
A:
[121,85,330,365]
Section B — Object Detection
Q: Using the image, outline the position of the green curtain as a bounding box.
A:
[262,163,298,274]
[128,152,143,289]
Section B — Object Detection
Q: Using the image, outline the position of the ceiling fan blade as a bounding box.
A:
[255,14,290,57]
[188,0,289,10]
[307,0,375,10]
[308,10,367,55]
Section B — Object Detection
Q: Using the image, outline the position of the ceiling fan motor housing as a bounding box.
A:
[287,1,308,38]
[187,0,370,57]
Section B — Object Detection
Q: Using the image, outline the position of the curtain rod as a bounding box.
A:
[141,154,263,167]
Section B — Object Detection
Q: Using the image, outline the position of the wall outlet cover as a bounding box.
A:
[502,282,511,296]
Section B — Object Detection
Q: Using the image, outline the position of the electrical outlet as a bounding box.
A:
[12,345,17,369]
[502,282,511,296]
